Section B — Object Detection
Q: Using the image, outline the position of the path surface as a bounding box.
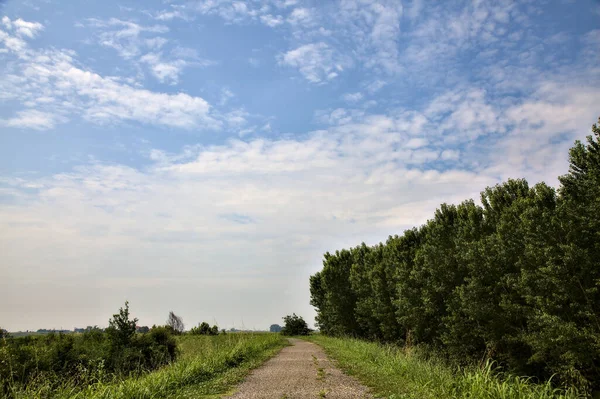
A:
[226,338,372,399]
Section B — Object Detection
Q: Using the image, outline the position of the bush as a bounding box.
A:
[189,322,220,336]
[281,314,311,336]
[0,302,178,395]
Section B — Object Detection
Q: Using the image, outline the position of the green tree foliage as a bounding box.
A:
[106,301,137,348]
[281,314,311,336]
[189,321,220,335]
[270,324,282,332]
[311,250,360,336]
[309,118,600,393]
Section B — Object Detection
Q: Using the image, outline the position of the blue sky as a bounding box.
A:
[0,0,599,331]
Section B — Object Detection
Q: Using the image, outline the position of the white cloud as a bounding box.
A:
[0,25,221,130]
[219,88,235,105]
[287,8,314,26]
[336,0,403,74]
[260,14,284,27]
[342,92,363,103]
[279,42,350,83]
[404,137,428,149]
[192,0,259,24]
[154,6,192,22]
[440,149,460,161]
[0,17,42,52]
[364,79,387,93]
[0,28,27,52]
[224,109,249,128]
[140,52,188,84]
[145,37,168,50]
[426,89,504,142]
[1,16,11,29]
[261,122,272,132]
[138,45,215,84]
[88,18,169,59]
[1,109,63,130]
[13,18,44,38]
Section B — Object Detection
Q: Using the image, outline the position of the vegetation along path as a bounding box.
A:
[227,338,372,399]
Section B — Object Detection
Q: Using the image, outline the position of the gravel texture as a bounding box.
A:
[226,338,372,399]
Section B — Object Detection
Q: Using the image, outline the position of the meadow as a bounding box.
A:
[1,332,286,399]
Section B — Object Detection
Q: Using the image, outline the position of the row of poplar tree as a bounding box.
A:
[309,118,600,392]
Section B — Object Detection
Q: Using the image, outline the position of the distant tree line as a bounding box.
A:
[310,118,600,392]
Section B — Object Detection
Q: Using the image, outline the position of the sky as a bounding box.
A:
[0,0,599,332]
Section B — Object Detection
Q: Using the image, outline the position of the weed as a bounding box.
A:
[317,367,326,381]
[306,335,585,399]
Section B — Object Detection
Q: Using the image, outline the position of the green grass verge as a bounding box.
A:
[305,335,585,399]
[10,333,287,399]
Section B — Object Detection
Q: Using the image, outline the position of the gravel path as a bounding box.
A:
[226,338,372,399]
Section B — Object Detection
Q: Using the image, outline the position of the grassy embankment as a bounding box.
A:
[6,333,287,399]
[307,335,586,399]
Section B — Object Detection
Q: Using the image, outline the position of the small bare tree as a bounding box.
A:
[167,311,184,334]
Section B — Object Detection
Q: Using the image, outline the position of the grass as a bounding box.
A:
[6,333,287,399]
[306,335,586,399]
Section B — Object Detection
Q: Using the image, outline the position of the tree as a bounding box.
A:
[189,321,219,335]
[167,311,184,334]
[106,301,137,348]
[270,324,282,333]
[307,116,600,392]
[281,314,311,336]
[310,250,360,336]
[0,327,8,339]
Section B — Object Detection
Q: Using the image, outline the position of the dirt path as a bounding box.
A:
[225,338,372,399]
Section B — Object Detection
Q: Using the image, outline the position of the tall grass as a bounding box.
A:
[4,333,286,399]
[307,335,586,399]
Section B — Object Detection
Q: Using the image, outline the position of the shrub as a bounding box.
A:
[0,302,178,396]
[281,314,311,336]
[189,322,220,335]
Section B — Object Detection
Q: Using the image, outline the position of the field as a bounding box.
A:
[2,332,287,399]
[307,335,585,399]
